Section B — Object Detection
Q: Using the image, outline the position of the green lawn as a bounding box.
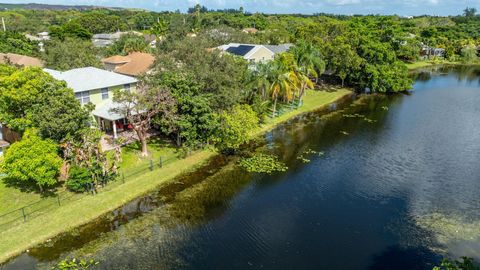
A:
[406,60,460,70]
[256,88,352,135]
[0,87,352,264]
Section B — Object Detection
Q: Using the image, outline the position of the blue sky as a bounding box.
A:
[2,0,480,16]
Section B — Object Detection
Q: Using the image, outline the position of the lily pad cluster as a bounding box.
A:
[239,153,288,174]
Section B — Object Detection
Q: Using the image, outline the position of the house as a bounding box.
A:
[92,31,143,47]
[217,43,293,63]
[0,53,43,67]
[102,52,155,77]
[44,67,138,139]
[421,44,445,58]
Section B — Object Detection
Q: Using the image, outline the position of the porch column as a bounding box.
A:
[112,120,118,139]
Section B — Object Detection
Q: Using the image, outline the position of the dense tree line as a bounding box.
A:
[0,6,479,194]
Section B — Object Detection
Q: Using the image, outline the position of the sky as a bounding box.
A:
[1,0,480,16]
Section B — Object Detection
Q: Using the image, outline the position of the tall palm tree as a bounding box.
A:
[291,41,326,101]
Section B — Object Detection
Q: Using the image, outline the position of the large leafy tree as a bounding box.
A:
[112,81,176,157]
[49,21,92,41]
[2,129,62,192]
[156,36,250,110]
[152,72,218,148]
[0,67,90,141]
[43,38,101,71]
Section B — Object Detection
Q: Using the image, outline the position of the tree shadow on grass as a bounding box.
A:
[2,177,59,198]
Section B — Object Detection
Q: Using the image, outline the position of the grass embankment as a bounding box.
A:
[0,88,351,264]
[406,60,460,70]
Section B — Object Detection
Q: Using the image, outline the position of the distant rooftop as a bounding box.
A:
[44,67,138,93]
[218,43,293,58]
[0,53,43,67]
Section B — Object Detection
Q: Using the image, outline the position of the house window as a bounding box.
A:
[75,91,90,105]
[101,88,109,100]
[124,84,130,92]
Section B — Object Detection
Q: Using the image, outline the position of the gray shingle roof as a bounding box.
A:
[264,44,294,54]
[44,67,138,93]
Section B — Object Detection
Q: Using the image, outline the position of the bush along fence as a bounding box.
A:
[0,153,187,231]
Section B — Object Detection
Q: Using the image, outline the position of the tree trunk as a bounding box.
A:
[272,96,278,118]
[134,128,148,157]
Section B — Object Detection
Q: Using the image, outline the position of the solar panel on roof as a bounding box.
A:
[226,45,255,56]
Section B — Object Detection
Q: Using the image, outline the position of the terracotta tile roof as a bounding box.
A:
[0,53,43,67]
[104,52,155,77]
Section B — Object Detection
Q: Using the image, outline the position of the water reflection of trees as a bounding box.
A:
[413,65,480,84]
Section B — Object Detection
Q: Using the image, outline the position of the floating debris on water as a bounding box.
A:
[340,131,349,135]
[363,117,377,123]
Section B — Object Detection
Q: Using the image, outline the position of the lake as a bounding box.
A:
[3,65,480,270]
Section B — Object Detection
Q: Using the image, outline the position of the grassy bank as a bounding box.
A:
[0,88,351,264]
[406,60,460,70]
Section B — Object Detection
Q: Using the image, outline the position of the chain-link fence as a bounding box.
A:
[0,153,185,231]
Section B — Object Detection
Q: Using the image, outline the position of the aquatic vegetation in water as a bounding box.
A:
[416,213,480,248]
[343,113,365,118]
[239,153,288,174]
[381,106,389,111]
[54,258,98,270]
[297,149,324,163]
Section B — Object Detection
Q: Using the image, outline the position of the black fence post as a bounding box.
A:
[21,207,26,222]
[159,156,163,168]
[122,173,125,184]
[57,194,61,206]
[149,160,153,171]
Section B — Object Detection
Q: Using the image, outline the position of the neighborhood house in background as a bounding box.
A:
[44,67,138,139]
[216,43,293,63]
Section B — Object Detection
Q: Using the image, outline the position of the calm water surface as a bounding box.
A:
[3,66,480,270]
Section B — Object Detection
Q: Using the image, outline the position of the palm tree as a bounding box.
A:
[291,41,325,100]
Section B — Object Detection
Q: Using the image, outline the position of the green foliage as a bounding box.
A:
[152,72,218,147]
[433,257,479,270]
[49,21,92,40]
[239,153,288,174]
[156,35,250,110]
[461,46,479,63]
[106,33,150,56]
[73,12,126,34]
[2,129,62,191]
[54,258,99,270]
[0,67,90,141]
[43,38,102,71]
[66,166,93,193]
[0,31,38,56]
[215,104,259,151]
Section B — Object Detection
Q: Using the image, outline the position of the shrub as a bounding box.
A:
[66,166,93,193]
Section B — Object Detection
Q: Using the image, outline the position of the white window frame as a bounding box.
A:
[101,88,109,100]
[75,91,90,105]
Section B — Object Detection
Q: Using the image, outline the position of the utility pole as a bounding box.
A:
[1,17,6,32]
